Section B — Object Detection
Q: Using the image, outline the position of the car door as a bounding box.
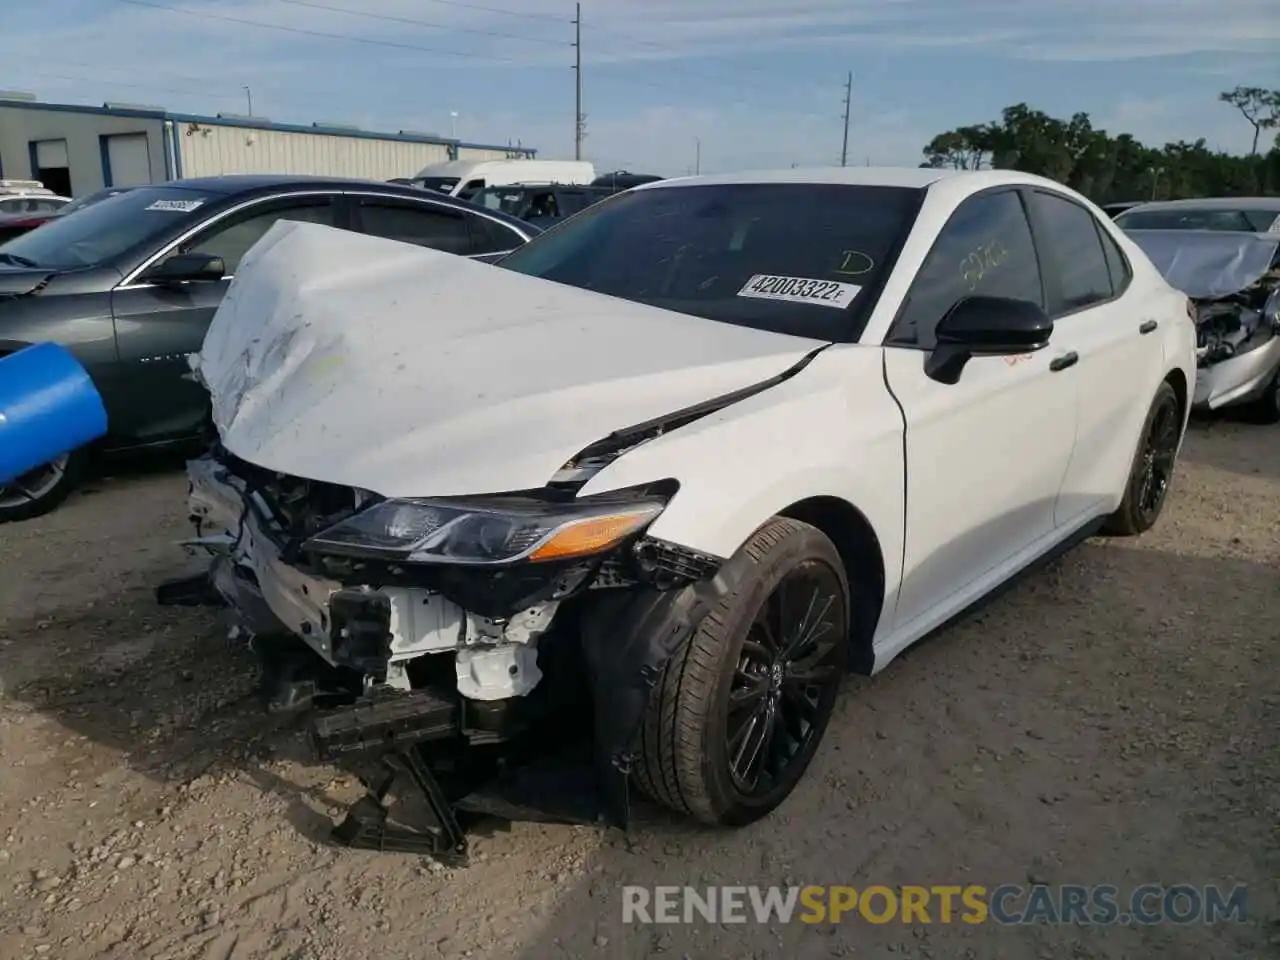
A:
[109,193,338,441]
[1024,189,1168,526]
[881,187,1080,636]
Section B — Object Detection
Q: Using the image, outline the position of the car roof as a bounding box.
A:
[140,174,535,231]
[631,166,1071,193]
[1122,196,1280,213]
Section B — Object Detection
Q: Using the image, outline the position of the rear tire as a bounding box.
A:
[633,517,849,827]
[0,449,86,524]
[1102,382,1180,536]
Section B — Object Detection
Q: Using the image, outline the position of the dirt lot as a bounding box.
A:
[1,421,1277,960]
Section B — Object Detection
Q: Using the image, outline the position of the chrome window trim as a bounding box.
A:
[115,187,534,291]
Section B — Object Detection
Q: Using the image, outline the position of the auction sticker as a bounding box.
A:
[146,199,205,213]
[737,274,861,308]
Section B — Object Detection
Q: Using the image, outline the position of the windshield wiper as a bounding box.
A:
[0,252,40,268]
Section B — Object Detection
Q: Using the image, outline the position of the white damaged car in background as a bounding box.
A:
[1122,228,1280,423]
[157,168,1197,860]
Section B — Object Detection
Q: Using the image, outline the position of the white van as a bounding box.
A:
[410,160,596,200]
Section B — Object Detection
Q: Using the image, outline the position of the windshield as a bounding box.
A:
[497,182,922,340]
[1116,207,1280,233]
[412,177,461,195]
[0,185,215,269]
[474,187,528,215]
[56,187,135,217]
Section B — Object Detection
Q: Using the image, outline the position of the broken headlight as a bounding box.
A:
[301,491,666,566]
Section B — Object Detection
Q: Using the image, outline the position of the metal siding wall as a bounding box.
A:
[175,123,451,179]
[0,106,164,195]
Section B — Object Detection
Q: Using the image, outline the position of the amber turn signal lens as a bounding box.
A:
[527,510,656,561]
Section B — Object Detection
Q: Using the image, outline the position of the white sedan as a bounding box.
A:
[165,167,1197,849]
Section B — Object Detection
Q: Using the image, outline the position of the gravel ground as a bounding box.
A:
[0,420,1277,960]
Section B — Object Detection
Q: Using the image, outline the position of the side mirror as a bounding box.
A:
[141,252,225,285]
[924,295,1053,384]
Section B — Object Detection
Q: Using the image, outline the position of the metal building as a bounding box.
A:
[0,92,535,197]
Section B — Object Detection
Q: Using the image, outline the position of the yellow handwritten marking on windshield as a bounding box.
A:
[961,239,1010,290]
[835,250,874,275]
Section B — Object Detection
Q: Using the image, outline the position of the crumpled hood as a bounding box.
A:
[195,220,824,498]
[1124,229,1280,300]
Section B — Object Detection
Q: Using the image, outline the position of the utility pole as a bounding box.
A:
[572,2,584,160]
[840,71,852,167]
[695,138,701,174]
[243,85,252,116]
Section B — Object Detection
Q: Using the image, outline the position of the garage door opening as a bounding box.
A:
[102,133,153,187]
[29,138,71,196]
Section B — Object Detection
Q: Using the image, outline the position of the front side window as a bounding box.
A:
[1029,191,1113,315]
[498,182,923,341]
[187,200,334,274]
[358,201,472,254]
[889,190,1043,348]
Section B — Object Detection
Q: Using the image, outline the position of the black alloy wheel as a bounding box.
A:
[726,561,845,796]
[1103,381,1181,536]
[633,517,851,827]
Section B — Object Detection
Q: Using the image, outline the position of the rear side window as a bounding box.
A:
[1098,226,1131,296]
[357,201,472,254]
[889,190,1043,349]
[470,214,525,255]
[499,183,923,341]
[1029,191,1113,316]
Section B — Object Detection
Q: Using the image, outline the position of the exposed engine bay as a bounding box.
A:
[1125,228,1280,413]
[159,440,729,859]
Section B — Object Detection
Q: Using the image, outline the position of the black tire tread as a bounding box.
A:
[1102,381,1178,537]
[634,516,826,824]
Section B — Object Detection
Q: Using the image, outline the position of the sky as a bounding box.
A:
[2,0,1278,176]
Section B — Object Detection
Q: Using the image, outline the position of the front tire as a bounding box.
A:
[0,450,86,524]
[634,517,849,826]
[1102,381,1181,536]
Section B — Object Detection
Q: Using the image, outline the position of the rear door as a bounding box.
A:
[881,188,1080,636]
[109,192,338,441]
[1024,189,1167,525]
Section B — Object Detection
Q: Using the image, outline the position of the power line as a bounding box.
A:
[268,0,566,46]
[394,0,566,24]
[4,68,242,102]
[117,0,528,65]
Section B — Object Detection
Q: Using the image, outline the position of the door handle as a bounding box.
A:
[1139,320,1158,334]
[1049,351,1079,372]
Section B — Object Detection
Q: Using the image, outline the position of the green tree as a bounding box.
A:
[920,91,1280,201]
[1218,86,1280,156]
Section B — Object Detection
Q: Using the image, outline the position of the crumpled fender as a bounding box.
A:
[577,568,734,830]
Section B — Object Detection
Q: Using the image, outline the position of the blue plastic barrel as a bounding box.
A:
[0,342,108,484]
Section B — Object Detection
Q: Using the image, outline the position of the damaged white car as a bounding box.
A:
[1124,228,1280,422]
[158,168,1197,859]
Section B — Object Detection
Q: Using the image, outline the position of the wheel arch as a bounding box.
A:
[1163,366,1188,423]
[775,495,885,675]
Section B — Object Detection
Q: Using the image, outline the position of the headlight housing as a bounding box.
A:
[302,490,667,566]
